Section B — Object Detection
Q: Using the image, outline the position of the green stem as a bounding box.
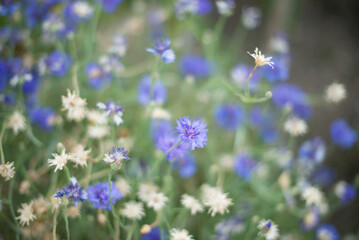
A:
[53,209,58,240]
[126,223,136,240]
[8,178,20,240]
[245,65,258,97]
[0,122,6,164]
[63,205,70,240]
[64,166,71,181]
[108,169,122,238]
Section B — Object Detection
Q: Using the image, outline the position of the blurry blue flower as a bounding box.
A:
[330,119,357,149]
[55,177,87,206]
[146,39,176,64]
[234,152,257,181]
[46,51,72,77]
[215,215,244,236]
[176,116,208,150]
[316,224,340,240]
[87,182,122,210]
[2,94,15,106]
[214,103,244,131]
[0,1,19,16]
[249,107,278,144]
[298,137,326,165]
[335,181,357,204]
[310,166,336,187]
[95,0,123,13]
[64,1,94,24]
[23,0,61,28]
[241,6,261,29]
[231,64,262,90]
[0,27,23,44]
[156,135,189,161]
[104,147,130,167]
[29,106,56,131]
[264,56,289,82]
[301,207,320,231]
[85,62,112,89]
[97,100,123,126]
[150,119,174,142]
[42,14,75,41]
[22,70,41,96]
[269,31,290,54]
[172,153,197,178]
[174,0,213,19]
[271,83,312,119]
[179,54,212,79]
[141,226,164,240]
[109,34,127,57]
[138,75,167,105]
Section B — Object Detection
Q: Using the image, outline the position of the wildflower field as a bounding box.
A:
[0,0,358,239]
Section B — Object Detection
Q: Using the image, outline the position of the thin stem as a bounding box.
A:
[72,65,80,95]
[53,209,58,240]
[0,122,6,164]
[64,166,71,181]
[126,223,136,240]
[245,65,258,97]
[63,205,70,240]
[9,178,20,240]
[108,169,121,239]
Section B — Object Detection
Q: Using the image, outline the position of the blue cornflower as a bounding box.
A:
[87,182,122,210]
[156,135,189,161]
[172,153,197,178]
[231,63,262,90]
[178,54,212,79]
[0,1,19,16]
[310,166,336,187]
[234,152,257,181]
[330,119,357,149]
[316,224,340,240]
[22,69,41,96]
[103,147,130,167]
[95,0,123,13]
[249,107,278,144]
[138,75,167,105]
[271,83,312,119]
[97,100,124,126]
[85,62,112,90]
[55,177,87,206]
[176,116,208,150]
[29,106,56,131]
[214,103,244,131]
[298,137,326,165]
[335,181,357,204]
[46,51,72,77]
[63,1,94,24]
[141,226,164,240]
[23,0,61,28]
[301,207,320,231]
[146,39,176,64]
[264,55,289,83]
[174,0,213,19]
[150,119,174,142]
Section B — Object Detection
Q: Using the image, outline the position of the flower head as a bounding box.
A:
[16,203,36,226]
[138,182,159,202]
[330,119,357,149]
[70,144,91,167]
[234,152,257,181]
[257,219,279,240]
[301,207,320,231]
[247,48,274,69]
[176,116,208,150]
[87,182,122,210]
[146,39,176,64]
[170,228,194,240]
[298,137,326,165]
[334,181,357,204]
[216,0,235,15]
[181,194,203,215]
[62,89,87,122]
[214,103,244,131]
[202,186,233,217]
[103,147,130,168]
[48,149,72,172]
[179,54,212,79]
[8,111,26,134]
[325,82,346,103]
[316,224,340,240]
[0,161,15,181]
[284,116,308,136]
[55,177,87,206]
[46,51,72,77]
[241,7,261,30]
[146,192,168,211]
[97,100,124,126]
[120,201,145,220]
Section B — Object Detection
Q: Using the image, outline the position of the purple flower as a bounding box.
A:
[146,39,176,64]
[23,0,61,28]
[46,51,72,77]
[176,116,208,150]
[298,137,326,165]
[87,182,122,210]
[138,75,167,105]
[264,55,289,82]
[310,166,336,187]
[150,119,174,142]
[330,119,357,149]
[55,177,87,206]
[234,152,257,181]
[316,224,340,240]
[95,0,123,13]
[335,181,357,204]
[172,153,197,178]
[104,147,130,167]
[271,83,312,119]
[214,103,244,131]
[29,106,56,131]
[97,100,123,126]
[179,54,212,79]
[141,226,164,240]
[156,135,189,161]
[22,69,40,96]
[85,62,112,89]
[63,1,94,24]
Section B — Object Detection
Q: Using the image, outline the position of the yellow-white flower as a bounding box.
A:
[62,89,87,122]
[301,186,324,206]
[325,82,346,103]
[138,182,159,202]
[120,201,145,220]
[146,192,168,211]
[115,177,131,197]
[48,149,72,172]
[8,111,26,134]
[247,48,274,69]
[0,161,15,181]
[284,116,308,136]
[71,144,91,167]
[181,194,204,215]
[202,185,233,217]
[16,202,36,226]
[87,125,110,139]
[170,228,194,240]
[257,219,279,240]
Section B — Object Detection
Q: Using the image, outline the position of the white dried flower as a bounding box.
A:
[301,186,324,207]
[72,1,94,18]
[0,161,15,181]
[8,111,26,134]
[120,201,145,220]
[146,192,168,211]
[62,89,87,122]
[88,125,110,139]
[181,194,204,215]
[170,228,194,240]
[247,48,274,69]
[138,182,159,202]
[257,219,279,240]
[115,177,131,197]
[16,203,37,226]
[202,186,233,217]
[325,82,346,103]
[48,149,72,172]
[284,116,308,136]
[86,110,107,125]
[70,144,91,167]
